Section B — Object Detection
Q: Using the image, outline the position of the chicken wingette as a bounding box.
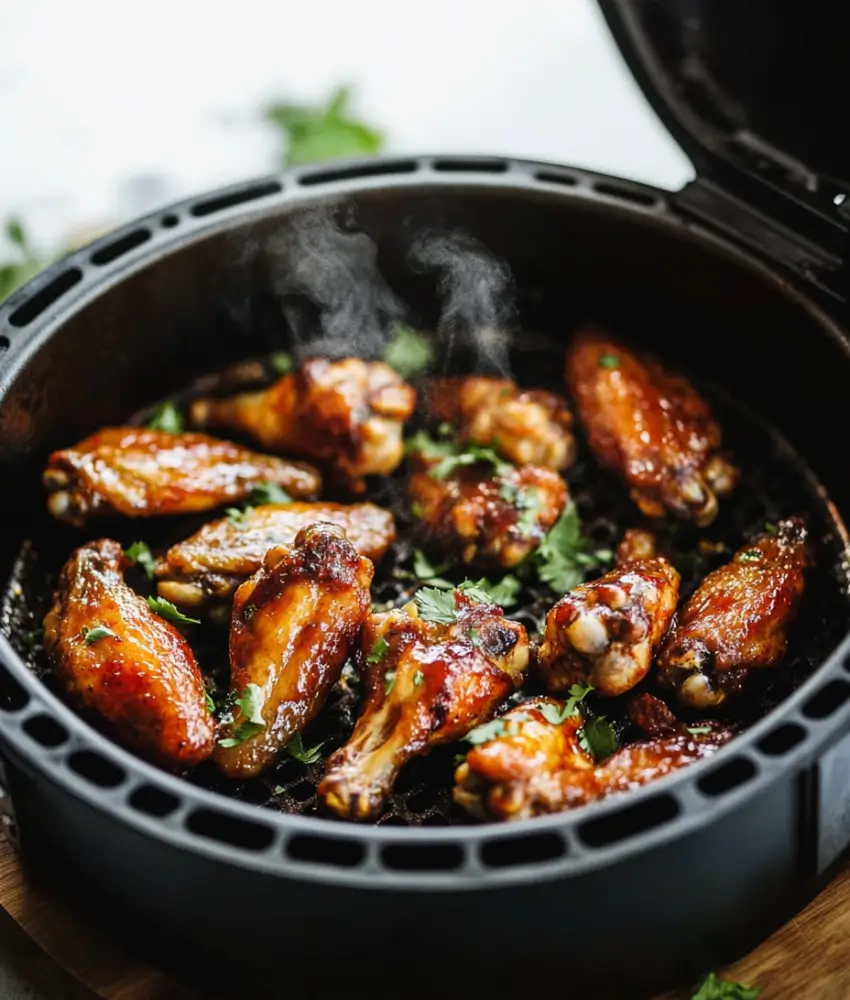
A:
[43,539,214,768]
[214,524,373,780]
[43,427,320,527]
[318,587,529,821]
[565,327,738,525]
[156,501,395,611]
[190,357,416,492]
[658,517,808,708]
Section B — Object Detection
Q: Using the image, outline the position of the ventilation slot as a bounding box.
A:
[0,336,9,352]
[432,157,509,173]
[593,181,658,207]
[68,750,126,789]
[299,160,418,186]
[189,181,283,218]
[186,809,274,851]
[535,170,579,187]
[480,831,566,869]
[579,794,679,848]
[803,680,850,720]
[758,722,807,757]
[698,757,757,798]
[287,834,365,868]
[8,268,83,327]
[160,214,179,228]
[0,662,30,712]
[129,784,181,818]
[22,714,69,748]
[381,842,465,872]
[90,228,151,265]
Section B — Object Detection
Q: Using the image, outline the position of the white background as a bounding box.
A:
[0,0,692,255]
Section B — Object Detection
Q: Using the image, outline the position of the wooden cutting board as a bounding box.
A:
[1,833,848,1000]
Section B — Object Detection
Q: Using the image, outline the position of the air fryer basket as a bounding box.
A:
[1,158,850,995]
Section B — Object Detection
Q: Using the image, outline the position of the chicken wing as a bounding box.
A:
[318,589,529,821]
[42,539,214,769]
[156,501,395,611]
[214,524,373,780]
[658,517,808,708]
[565,327,738,525]
[408,448,567,569]
[453,697,732,821]
[428,375,576,471]
[536,533,680,697]
[190,357,416,492]
[43,427,320,527]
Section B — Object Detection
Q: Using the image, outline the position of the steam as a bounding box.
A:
[409,231,516,375]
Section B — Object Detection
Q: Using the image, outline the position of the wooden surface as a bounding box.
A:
[1,832,849,1000]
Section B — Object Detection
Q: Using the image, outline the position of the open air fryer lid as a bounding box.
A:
[598,1,850,215]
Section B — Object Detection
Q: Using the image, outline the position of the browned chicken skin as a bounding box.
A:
[43,427,320,527]
[43,539,214,769]
[156,501,395,611]
[658,517,808,708]
[454,697,732,821]
[190,357,416,492]
[428,375,576,471]
[408,450,567,569]
[536,532,680,697]
[214,524,373,780]
[319,590,529,821]
[565,327,739,525]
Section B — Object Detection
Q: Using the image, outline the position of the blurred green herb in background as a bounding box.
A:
[264,85,384,166]
[0,217,46,305]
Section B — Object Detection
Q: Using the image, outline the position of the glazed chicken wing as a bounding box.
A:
[454,697,732,821]
[565,327,738,525]
[658,517,808,708]
[214,524,373,780]
[428,376,576,471]
[43,539,214,769]
[318,589,529,821]
[156,501,395,611]
[408,449,567,569]
[190,357,416,492]
[43,427,320,527]
[536,531,680,697]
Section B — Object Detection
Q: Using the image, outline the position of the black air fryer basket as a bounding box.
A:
[1,2,849,995]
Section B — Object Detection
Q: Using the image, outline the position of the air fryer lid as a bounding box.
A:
[598,0,850,195]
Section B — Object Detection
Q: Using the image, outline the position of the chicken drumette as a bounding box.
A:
[318,589,529,821]
[428,375,576,471]
[453,696,732,821]
[214,524,373,780]
[408,446,567,570]
[565,327,739,525]
[43,427,320,527]
[190,357,416,492]
[537,529,680,697]
[658,517,808,708]
[156,501,395,611]
[43,539,214,769]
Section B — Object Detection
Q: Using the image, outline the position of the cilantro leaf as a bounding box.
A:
[464,718,508,745]
[690,972,762,999]
[366,636,390,665]
[431,444,511,481]
[405,429,455,461]
[383,325,434,378]
[146,401,184,434]
[413,586,458,625]
[248,482,291,506]
[124,541,156,580]
[412,549,453,587]
[269,351,294,375]
[515,486,543,537]
[563,681,594,718]
[146,596,200,625]
[286,732,324,764]
[384,670,396,695]
[217,683,266,748]
[537,702,574,725]
[82,625,120,645]
[580,716,618,761]
[204,689,216,714]
[469,575,522,608]
[533,503,611,594]
[226,507,253,529]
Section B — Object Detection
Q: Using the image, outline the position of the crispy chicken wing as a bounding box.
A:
[658,517,808,708]
[536,535,680,697]
[43,539,214,769]
[156,501,395,611]
[190,357,416,492]
[565,327,739,525]
[43,427,320,527]
[428,376,576,471]
[214,524,373,780]
[318,590,529,821]
[453,697,732,821]
[408,451,567,569]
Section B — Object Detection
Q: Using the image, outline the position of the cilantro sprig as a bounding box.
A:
[82,625,120,646]
[533,502,612,594]
[146,401,184,434]
[218,683,266,748]
[124,541,157,581]
[147,596,200,626]
[286,732,324,764]
[383,325,434,378]
[690,972,761,999]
